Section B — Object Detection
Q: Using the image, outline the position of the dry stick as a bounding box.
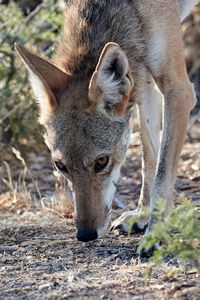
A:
[20,2,48,31]
[12,148,42,200]
[0,74,31,126]
[0,49,15,57]
[42,207,66,220]
[0,161,59,240]
[24,166,42,200]
[3,161,14,195]
[0,103,22,125]
[0,2,48,46]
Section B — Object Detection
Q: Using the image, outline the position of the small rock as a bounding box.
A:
[36,262,64,271]
[135,271,143,277]
[115,258,122,265]
[100,259,108,267]
[38,283,51,291]
[20,240,39,247]
[0,245,18,253]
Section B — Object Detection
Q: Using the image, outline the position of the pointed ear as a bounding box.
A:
[15,43,70,123]
[88,42,134,116]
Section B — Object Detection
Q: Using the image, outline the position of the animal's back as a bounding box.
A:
[54,0,145,78]
[54,0,197,78]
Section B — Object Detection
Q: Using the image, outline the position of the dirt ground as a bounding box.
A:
[0,123,200,300]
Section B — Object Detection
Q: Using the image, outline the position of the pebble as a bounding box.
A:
[36,262,64,271]
[0,245,18,253]
[38,283,52,291]
[115,258,122,265]
[100,259,109,267]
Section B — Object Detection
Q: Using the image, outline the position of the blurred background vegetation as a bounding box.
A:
[0,0,64,155]
[0,0,200,155]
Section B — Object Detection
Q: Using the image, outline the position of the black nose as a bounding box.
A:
[77,229,98,242]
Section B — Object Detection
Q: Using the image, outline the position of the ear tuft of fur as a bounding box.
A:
[89,43,134,115]
[28,69,56,124]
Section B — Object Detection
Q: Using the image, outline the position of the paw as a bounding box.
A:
[110,210,148,235]
[138,240,161,262]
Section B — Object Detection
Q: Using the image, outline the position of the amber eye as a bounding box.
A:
[95,156,109,173]
[55,161,68,174]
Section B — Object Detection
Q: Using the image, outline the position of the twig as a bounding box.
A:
[42,207,66,219]
[0,103,22,125]
[20,2,48,31]
[0,49,15,58]
[3,161,14,195]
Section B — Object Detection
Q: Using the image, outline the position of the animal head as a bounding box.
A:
[15,42,134,241]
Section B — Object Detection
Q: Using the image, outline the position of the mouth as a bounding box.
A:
[76,229,98,242]
[66,180,114,241]
[75,207,113,242]
[97,208,113,238]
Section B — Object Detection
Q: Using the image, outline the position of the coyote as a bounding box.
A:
[15,0,197,254]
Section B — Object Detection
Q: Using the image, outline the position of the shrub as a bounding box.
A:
[0,0,62,148]
[130,199,200,272]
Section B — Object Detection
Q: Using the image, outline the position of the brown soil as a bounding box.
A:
[0,124,199,300]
